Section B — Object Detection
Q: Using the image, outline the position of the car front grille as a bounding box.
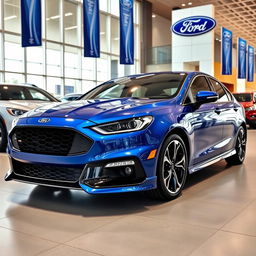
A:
[12,159,84,183]
[11,127,93,156]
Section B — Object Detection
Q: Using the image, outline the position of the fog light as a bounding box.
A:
[105,160,135,168]
[124,167,133,176]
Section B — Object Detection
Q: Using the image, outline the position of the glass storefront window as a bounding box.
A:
[27,75,45,90]
[97,54,110,82]
[46,42,62,76]
[5,34,24,72]
[64,0,79,45]
[82,80,96,94]
[110,0,119,17]
[46,0,61,41]
[4,0,20,33]
[47,76,62,97]
[0,0,141,95]
[100,14,108,52]
[5,72,24,83]
[99,0,108,12]
[82,56,96,81]
[64,78,81,94]
[111,17,119,55]
[26,45,44,75]
[65,46,80,79]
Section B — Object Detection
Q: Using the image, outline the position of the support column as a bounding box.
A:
[141,0,152,73]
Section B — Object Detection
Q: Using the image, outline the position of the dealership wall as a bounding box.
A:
[172,5,215,76]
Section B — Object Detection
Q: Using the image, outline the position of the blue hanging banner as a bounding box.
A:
[83,0,100,58]
[120,0,134,65]
[21,0,42,47]
[221,27,232,75]
[238,38,247,79]
[247,45,254,82]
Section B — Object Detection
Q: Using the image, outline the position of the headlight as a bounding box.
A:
[6,108,28,116]
[91,116,153,135]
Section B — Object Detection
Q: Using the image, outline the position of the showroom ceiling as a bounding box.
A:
[149,0,256,49]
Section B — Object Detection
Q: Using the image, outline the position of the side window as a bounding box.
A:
[185,76,212,103]
[27,88,51,101]
[209,78,229,102]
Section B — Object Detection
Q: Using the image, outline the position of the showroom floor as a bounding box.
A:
[1,131,256,256]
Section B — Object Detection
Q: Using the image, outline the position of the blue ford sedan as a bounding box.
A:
[5,72,247,200]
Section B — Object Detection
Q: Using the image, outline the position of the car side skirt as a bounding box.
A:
[189,149,236,174]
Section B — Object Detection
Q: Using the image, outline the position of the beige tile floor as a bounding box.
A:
[1,130,256,256]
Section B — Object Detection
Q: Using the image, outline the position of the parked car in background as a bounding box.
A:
[5,72,247,200]
[0,83,59,151]
[61,93,83,102]
[233,92,256,128]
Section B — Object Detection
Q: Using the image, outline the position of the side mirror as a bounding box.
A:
[196,91,218,104]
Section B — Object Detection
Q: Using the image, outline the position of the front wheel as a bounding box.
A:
[225,126,246,165]
[146,134,188,200]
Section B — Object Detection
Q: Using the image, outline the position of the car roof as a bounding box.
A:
[105,71,203,84]
[0,83,38,88]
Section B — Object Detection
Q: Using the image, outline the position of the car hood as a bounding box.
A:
[0,100,53,111]
[24,98,171,124]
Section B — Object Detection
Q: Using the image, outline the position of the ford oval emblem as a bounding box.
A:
[38,118,51,123]
[172,16,216,36]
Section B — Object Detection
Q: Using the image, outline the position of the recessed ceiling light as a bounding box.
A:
[65,26,77,31]
[100,32,105,35]
[4,15,17,21]
[152,14,156,18]
[114,37,119,41]
[181,3,186,7]
[50,15,60,20]
[65,12,73,17]
[188,2,192,5]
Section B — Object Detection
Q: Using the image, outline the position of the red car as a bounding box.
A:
[233,92,256,128]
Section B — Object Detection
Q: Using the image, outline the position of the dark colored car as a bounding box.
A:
[233,92,256,128]
[5,72,247,200]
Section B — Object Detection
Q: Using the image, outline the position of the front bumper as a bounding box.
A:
[6,117,161,194]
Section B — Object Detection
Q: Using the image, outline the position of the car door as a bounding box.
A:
[208,77,238,152]
[182,75,224,165]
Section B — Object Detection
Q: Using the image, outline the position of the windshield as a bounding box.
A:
[0,85,56,101]
[81,73,187,100]
[233,93,253,102]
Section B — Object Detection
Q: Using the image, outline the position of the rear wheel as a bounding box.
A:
[225,126,246,165]
[146,134,188,200]
[0,121,7,152]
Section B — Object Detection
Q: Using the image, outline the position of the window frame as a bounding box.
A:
[182,75,213,105]
[207,76,232,103]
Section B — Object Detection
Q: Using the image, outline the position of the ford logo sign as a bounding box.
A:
[172,16,216,36]
[38,118,51,123]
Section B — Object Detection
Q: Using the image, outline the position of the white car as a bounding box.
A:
[0,83,59,151]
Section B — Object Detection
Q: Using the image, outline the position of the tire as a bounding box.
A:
[146,134,188,200]
[0,121,7,152]
[225,126,246,165]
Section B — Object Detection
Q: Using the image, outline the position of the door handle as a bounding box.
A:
[215,108,221,114]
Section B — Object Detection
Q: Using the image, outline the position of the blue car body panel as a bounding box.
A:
[5,72,246,194]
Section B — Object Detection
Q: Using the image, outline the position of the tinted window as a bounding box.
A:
[233,93,253,102]
[0,85,53,101]
[187,76,212,103]
[209,78,229,102]
[81,73,187,100]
